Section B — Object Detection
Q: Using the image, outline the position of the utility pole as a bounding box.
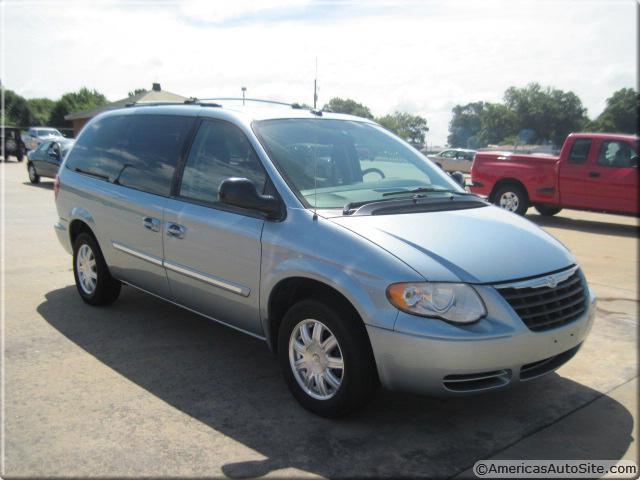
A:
[313,57,318,110]
[241,86,247,106]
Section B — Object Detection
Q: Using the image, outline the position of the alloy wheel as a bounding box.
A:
[499,191,519,212]
[76,244,97,295]
[289,319,344,400]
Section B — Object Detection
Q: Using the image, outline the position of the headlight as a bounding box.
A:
[386,282,486,324]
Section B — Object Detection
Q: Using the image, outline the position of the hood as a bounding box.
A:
[330,205,575,284]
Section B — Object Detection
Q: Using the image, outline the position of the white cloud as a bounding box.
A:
[2,0,636,145]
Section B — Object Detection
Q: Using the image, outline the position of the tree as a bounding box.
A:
[477,103,517,145]
[591,88,639,134]
[49,88,108,128]
[377,111,429,146]
[128,88,148,97]
[447,102,486,148]
[26,98,55,125]
[3,89,34,126]
[504,82,587,146]
[323,97,374,119]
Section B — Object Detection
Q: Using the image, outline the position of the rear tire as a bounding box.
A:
[535,205,562,216]
[278,298,378,417]
[73,232,121,305]
[28,163,40,184]
[493,183,529,215]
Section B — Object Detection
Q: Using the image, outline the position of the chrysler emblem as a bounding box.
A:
[545,275,558,289]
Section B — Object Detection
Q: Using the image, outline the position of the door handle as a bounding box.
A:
[142,216,161,232]
[588,171,600,178]
[166,223,186,239]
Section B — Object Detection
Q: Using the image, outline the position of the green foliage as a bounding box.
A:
[447,102,486,148]
[477,103,517,146]
[3,89,34,126]
[26,98,55,125]
[377,111,429,146]
[504,83,587,146]
[128,88,148,97]
[49,88,108,127]
[323,97,374,119]
[448,83,590,147]
[590,88,639,134]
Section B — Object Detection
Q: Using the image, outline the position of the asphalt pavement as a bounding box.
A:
[2,158,637,478]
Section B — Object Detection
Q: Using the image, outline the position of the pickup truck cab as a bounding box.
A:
[470,133,639,216]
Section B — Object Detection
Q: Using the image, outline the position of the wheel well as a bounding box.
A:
[490,178,529,203]
[267,277,362,353]
[69,219,96,246]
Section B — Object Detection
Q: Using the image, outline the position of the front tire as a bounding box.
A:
[493,183,529,215]
[535,205,562,216]
[28,163,40,184]
[73,232,121,305]
[278,299,378,417]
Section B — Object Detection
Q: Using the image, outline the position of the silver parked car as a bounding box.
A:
[54,103,595,417]
[429,148,476,173]
[24,127,65,151]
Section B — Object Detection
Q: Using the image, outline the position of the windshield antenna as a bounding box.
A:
[313,145,318,220]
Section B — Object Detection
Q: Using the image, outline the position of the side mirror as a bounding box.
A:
[48,145,61,160]
[449,171,466,187]
[219,177,281,218]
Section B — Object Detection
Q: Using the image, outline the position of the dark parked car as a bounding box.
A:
[27,138,74,184]
[1,127,26,162]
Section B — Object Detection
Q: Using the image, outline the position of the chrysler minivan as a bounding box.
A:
[54,102,596,417]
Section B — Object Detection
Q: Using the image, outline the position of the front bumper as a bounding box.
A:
[366,284,596,395]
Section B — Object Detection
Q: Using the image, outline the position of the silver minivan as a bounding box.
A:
[54,102,596,417]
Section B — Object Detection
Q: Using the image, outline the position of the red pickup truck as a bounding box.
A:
[470,133,639,216]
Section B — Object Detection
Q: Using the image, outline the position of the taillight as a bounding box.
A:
[54,175,60,200]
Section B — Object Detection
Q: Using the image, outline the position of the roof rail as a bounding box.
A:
[191,97,307,110]
[125,101,196,108]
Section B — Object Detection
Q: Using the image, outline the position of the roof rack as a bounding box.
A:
[124,97,324,115]
[124,101,202,108]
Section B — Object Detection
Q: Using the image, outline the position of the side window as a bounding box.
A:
[65,114,193,196]
[568,139,592,164]
[597,140,636,168]
[179,121,266,205]
[441,150,455,158]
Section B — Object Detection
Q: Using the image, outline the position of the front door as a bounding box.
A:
[558,137,594,209]
[163,119,268,336]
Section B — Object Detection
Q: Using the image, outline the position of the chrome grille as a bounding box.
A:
[497,269,586,332]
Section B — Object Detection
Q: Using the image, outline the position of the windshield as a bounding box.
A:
[253,119,462,209]
[38,129,61,137]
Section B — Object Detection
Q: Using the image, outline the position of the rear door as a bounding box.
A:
[585,139,639,214]
[163,119,267,336]
[64,113,196,297]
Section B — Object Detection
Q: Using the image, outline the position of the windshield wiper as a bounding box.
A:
[74,167,110,181]
[382,187,477,197]
[342,188,480,215]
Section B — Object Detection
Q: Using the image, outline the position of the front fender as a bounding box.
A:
[259,208,423,343]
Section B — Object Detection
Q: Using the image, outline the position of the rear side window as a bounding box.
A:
[65,114,193,196]
[179,120,266,205]
[568,139,592,164]
[597,140,638,168]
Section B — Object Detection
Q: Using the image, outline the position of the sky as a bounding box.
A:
[2,0,637,145]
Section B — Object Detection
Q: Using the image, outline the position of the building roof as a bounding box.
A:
[65,83,187,121]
